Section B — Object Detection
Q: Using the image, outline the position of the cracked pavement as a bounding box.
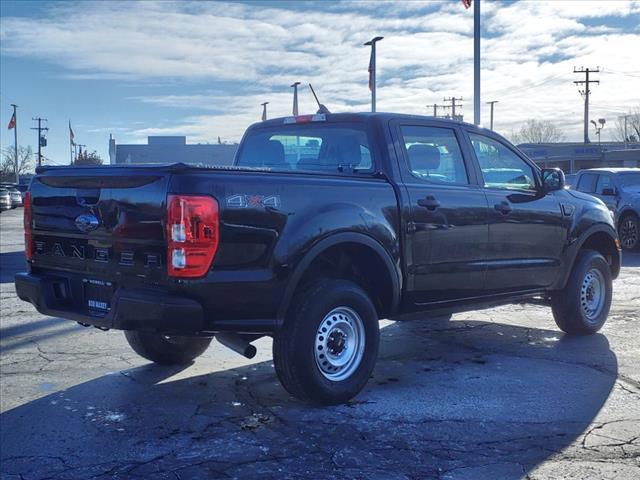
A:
[1,208,639,479]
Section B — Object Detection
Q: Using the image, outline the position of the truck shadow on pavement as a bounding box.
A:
[1,318,618,480]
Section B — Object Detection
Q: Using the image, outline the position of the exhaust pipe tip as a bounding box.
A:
[215,332,257,359]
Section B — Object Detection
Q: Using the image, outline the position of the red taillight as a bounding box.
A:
[166,194,219,278]
[24,191,33,261]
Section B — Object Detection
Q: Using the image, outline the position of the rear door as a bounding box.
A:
[391,120,489,304]
[465,131,565,292]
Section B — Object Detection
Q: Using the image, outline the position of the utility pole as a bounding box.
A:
[573,66,599,143]
[261,102,269,121]
[30,117,48,168]
[473,0,480,126]
[486,100,498,130]
[10,104,19,183]
[443,97,463,121]
[364,36,383,112]
[429,103,446,118]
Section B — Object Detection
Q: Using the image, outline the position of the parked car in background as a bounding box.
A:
[565,173,576,189]
[0,188,12,212]
[573,168,640,250]
[0,183,23,208]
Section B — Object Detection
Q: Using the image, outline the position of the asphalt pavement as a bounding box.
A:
[1,207,639,479]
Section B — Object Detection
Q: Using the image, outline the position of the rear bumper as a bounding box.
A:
[15,271,280,334]
[15,272,205,332]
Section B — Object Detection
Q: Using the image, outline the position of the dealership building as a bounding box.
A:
[109,135,238,166]
[518,142,640,173]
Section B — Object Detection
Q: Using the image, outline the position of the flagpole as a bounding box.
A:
[11,104,18,183]
[364,36,383,113]
[473,0,480,126]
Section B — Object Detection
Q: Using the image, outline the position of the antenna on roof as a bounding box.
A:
[309,83,331,114]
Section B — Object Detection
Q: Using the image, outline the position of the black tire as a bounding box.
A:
[124,331,212,365]
[551,250,612,335]
[273,279,380,405]
[619,213,639,251]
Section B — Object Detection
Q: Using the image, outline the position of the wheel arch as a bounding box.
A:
[277,232,402,322]
[567,225,621,283]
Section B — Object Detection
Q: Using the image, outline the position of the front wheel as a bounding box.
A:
[551,250,612,335]
[124,331,212,365]
[273,279,380,405]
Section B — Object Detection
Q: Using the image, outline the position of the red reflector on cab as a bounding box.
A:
[24,191,33,261]
[283,114,326,124]
[166,195,219,278]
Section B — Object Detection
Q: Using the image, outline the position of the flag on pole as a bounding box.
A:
[461,0,472,9]
[69,121,75,145]
[7,112,16,129]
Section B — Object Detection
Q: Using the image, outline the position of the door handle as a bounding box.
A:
[417,195,440,211]
[494,201,512,215]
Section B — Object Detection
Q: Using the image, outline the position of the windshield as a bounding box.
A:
[235,123,373,173]
[619,172,640,192]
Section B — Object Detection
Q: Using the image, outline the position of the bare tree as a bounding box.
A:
[1,145,34,182]
[73,150,103,166]
[509,119,566,145]
[613,106,640,143]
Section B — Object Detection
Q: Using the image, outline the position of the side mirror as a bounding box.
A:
[541,168,565,192]
[601,187,617,196]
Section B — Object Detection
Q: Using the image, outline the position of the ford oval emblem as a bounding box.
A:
[74,213,100,233]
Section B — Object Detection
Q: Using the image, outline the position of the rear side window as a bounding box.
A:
[469,133,537,191]
[236,124,373,173]
[399,126,468,184]
[577,173,597,193]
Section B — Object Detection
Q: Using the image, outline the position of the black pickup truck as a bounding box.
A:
[16,113,621,404]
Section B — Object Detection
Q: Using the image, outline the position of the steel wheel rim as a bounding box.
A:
[580,268,605,323]
[620,218,638,249]
[314,306,365,382]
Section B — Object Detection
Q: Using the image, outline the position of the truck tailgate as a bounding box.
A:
[29,166,170,283]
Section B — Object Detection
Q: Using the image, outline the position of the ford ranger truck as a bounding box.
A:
[15,113,621,405]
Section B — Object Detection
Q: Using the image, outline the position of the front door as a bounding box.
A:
[466,132,565,292]
[394,123,489,305]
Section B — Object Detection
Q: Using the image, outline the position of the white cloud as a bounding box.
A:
[1,0,639,143]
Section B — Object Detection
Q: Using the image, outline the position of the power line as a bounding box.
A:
[573,66,599,143]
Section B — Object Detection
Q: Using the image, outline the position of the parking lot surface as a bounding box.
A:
[1,207,639,479]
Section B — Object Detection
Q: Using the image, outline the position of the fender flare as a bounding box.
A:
[560,223,620,287]
[276,232,401,321]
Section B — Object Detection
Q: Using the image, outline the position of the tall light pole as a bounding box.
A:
[261,102,269,121]
[364,36,383,112]
[290,82,301,116]
[486,100,498,130]
[473,0,480,126]
[591,118,606,147]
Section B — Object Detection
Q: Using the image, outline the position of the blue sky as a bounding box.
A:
[1,0,639,166]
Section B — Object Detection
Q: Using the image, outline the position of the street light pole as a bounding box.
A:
[486,100,498,130]
[364,36,383,112]
[473,0,480,126]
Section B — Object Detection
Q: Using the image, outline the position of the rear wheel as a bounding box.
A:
[124,331,212,365]
[551,250,612,335]
[273,279,380,405]
[619,213,639,251]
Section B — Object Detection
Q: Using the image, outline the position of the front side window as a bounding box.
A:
[595,175,614,194]
[576,173,597,193]
[236,124,373,173]
[399,125,468,184]
[469,133,537,191]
